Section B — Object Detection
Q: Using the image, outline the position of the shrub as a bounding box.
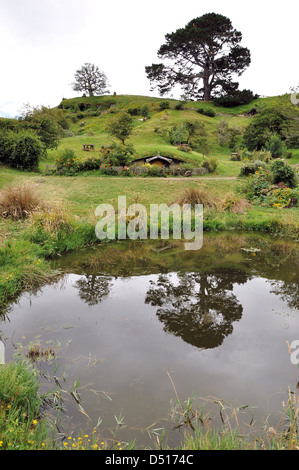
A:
[213,89,258,107]
[142,163,165,177]
[127,107,141,116]
[0,131,45,171]
[239,160,267,177]
[55,148,80,175]
[78,155,102,171]
[266,134,287,158]
[0,183,41,220]
[265,187,299,208]
[99,143,134,166]
[201,157,218,173]
[242,107,289,151]
[159,100,170,111]
[169,124,187,145]
[197,107,216,117]
[270,159,298,188]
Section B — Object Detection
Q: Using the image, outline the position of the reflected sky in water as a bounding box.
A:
[1,234,299,445]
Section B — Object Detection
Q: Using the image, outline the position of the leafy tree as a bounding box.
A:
[266,134,287,158]
[106,112,134,144]
[19,105,66,149]
[99,142,134,166]
[72,63,110,97]
[145,13,251,101]
[243,108,290,151]
[270,159,298,188]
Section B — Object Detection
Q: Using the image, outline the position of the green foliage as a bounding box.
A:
[240,167,273,199]
[169,124,187,145]
[159,100,170,111]
[20,105,65,149]
[106,111,134,144]
[0,131,45,171]
[142,163,166,177]
[242,107,289,151]
[213,89,258,107]
[55,148,80,174]
[197,107,216,117]
[264,187,299,208]
[217,120,243,148]
[99,143,134,166]
[239,160,267,176]
[201,157,218,173]
[270,159,298,188]
[266,134,287,158]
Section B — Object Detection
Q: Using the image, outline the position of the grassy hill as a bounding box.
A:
[40,93,298,177]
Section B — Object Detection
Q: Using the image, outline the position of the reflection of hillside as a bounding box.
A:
[145,269,248,349]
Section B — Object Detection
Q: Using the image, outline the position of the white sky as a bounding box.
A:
[0,0,298,117]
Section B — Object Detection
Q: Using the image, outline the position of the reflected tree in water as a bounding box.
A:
[74,275,112,306]
[270,280,299,310]
[145,269,249,349]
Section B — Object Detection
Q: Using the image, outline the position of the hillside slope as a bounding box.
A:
[44,93,299,176]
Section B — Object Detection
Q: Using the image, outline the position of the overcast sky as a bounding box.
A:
[0,0,298,117]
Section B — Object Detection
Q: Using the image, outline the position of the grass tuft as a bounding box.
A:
[0,183,41,220]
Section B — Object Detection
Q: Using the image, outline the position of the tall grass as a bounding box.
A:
[0,361,52,450]
[0,183,41,220]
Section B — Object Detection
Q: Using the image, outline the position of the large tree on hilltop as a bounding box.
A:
[145,13,251,101]
[72,63,110,97]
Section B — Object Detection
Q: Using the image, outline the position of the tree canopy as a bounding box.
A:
[72,63,110,97]
[145,13,251,101]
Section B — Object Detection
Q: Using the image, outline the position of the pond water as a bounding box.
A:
[1,233,299,447]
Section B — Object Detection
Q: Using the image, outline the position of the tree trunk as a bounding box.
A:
[203,67,211,101]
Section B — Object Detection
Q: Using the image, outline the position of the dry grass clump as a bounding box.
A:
[222,194,252,213]
[0,183,41,220]
[175,187,221,210]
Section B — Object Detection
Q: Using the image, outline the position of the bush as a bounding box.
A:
[213,89,258,107]
[270,159,298,188]
[159,101,170,111]
[55,148,80,175]
[240,168,273,200]
[169,124,187,145]
[99,143,134,166]
[197,107,216,117]
[266,134,287,158]
[142,163,165,177]
[265,187,299,208]
[239,160,267,176]
[201,157,218,173]
[0,131,15,163]
[8,132,45,171]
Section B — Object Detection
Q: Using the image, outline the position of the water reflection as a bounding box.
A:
[145,269,248,349]
[74,274,112,306]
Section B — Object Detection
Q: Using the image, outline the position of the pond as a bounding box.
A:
[1,233,299,447]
